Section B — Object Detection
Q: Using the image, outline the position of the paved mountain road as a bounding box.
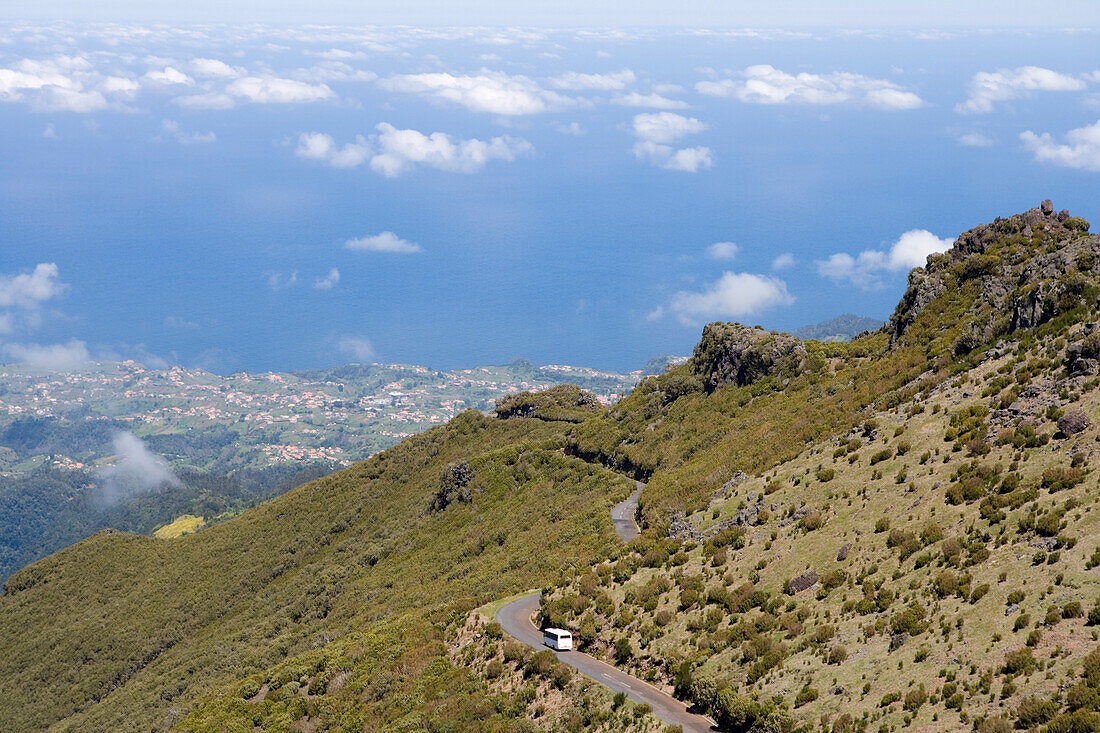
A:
[495,593,714,732]
[493,480,714,732]
[610,480,644,541]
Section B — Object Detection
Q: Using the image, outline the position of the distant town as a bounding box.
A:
[0,358,677,476]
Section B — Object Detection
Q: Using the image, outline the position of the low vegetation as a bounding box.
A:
[1,203,1097,732]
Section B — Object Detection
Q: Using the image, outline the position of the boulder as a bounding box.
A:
[1057,411,1091,436]
[788,569,818,593]
[1042,199,1054,215]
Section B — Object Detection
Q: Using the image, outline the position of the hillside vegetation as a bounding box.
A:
[1,202,1097,733]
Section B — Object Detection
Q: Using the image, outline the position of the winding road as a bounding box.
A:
[494,480,715,732]
[495,594,713,732]
[610,480,644,542]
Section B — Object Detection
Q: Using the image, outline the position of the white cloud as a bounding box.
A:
[547,69,635,90]
[771,253,796,270]
[956,66,1086,114]
[707,241,738,260]
[1020,119,1100,172]
[664,272,793,325]
[958,132,995,147]
[337,335,375,362]
[96,431,179,505]
[0,262,64,308]
[696,64,924,110]
[294,61,377,84]
[632,111,706,143]
[42,122,56,139]
[314,268,340,289]
[143,66,194,86]
[631,112,713,172]
[266,271,298,290]
[611,91,689,109]
[297,123,532,177]
[164,315,199,330]
[3,338,90,371]
[0,55,129,112]
[380,70,575,115]
[295,132,372,169]
[225,76,335,104]
[161,119,216,144]
[662,146,714,172]
[554,121,585,135]
[345,231,422,254]
[311,48,368,61]
[817,229,953,288]
[172,92,235,110]
[190,57,241,78]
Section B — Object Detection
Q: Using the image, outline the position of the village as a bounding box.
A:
[0,359,643,474]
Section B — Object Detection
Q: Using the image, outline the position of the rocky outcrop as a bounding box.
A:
[890,201,1096,345]
[1065,326,1100,376]
[494,384,602,423]
[691,323,808,393]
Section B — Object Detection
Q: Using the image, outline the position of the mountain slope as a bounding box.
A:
[1,202,1096,732]
[540,202,1100,731]
[0,411,636,731]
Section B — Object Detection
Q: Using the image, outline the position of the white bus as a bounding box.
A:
[542,628,573,651]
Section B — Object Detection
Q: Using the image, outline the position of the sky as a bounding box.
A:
[1,11,1100,373]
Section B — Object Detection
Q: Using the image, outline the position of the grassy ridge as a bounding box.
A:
[0,411,635,731]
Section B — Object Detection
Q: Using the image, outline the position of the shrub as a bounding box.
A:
[1014,696,1058,727]
[503,640,529,665]
[870,449,893,465]
[1002,647,1037,675]
[904,685,927,712]
[977,716,1012,733]
[525,649,557,678]
[800,512,824,531]
[713,691,791,732]
[794,686,818,707]
[614,637,633,664]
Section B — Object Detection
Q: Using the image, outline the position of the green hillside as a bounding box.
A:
[1,203,1098,732]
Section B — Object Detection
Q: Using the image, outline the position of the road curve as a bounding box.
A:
[611,480,644,542]
[495,593,714,733]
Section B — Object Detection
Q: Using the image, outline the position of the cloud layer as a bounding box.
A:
[696,65,924,110]
[380,70,575,115]
[630,112,713,172]
[296,123,532,176]
[956,66,1085,114]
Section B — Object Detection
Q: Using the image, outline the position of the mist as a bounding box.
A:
[95,431,180,505]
